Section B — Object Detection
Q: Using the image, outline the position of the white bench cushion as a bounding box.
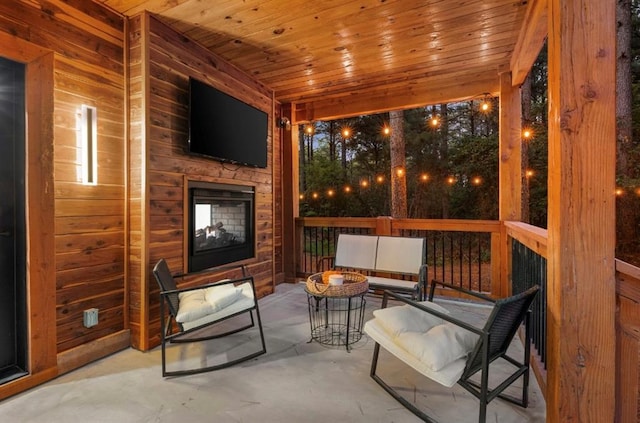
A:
[367,276,417,292]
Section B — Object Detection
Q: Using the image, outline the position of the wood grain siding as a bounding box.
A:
[0,0,126,398]
[128,13,277,351]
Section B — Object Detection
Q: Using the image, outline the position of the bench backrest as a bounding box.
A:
[375,235,425,275]
[334,234,425,275]
[334,234,378,269]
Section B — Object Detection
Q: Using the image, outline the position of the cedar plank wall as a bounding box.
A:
[128,13,278,351]
[0,0,127,396]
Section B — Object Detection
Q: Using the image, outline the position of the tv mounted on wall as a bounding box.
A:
[188,77,268,168]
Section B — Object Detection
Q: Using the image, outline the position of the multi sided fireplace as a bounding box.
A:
[188,181,255,272]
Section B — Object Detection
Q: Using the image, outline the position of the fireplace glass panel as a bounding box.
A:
[193,199,247,253]
[188,182,255,272]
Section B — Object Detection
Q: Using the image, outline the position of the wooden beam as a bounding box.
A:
[293,76,499,123]
[546,0,616,421]
[510,0,548,86]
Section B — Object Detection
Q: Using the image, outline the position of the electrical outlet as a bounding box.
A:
[83,308,99,328]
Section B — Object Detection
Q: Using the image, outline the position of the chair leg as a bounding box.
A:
[369,343,439,422]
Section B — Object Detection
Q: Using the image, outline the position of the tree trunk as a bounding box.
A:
[616,0,638,255]
[521,73,532,223]
[439,104,450,219]
[389,110,407,218]
[617,0,632,175]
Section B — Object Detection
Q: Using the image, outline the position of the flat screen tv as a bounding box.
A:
[188,77,268,168]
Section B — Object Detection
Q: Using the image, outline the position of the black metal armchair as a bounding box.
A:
[364,280,539,423]
[152,259,266,377]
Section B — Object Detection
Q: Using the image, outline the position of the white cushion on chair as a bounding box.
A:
[395,323,479,372]
[204,282,242,312]
[372,301,450,338]
[364,319,467,387]
[181,282,255,331]
[176,281,242,323]
[176,290,214,323]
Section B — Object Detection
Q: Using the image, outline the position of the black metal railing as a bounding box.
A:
[398,229,492,293]
[511,239,547,368]
[297,222,493,293]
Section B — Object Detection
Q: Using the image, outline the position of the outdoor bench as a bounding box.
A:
[317,233,427,300]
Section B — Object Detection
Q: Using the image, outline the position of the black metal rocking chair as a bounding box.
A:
[365,280,540,423]
[152,259,266,377]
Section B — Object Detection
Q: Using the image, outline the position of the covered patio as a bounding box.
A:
[0,1,634,422]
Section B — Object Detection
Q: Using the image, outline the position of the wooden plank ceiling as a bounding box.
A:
[101,0,529,121]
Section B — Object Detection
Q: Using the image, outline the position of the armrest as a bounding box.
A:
[160,275,254,297]
[380,290,483,335]
[173,263,249,279]
[428,279,495,304]
[315,255,335,272]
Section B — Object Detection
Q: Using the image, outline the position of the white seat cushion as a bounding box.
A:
[367,276,417,291]
[181,282,255,331]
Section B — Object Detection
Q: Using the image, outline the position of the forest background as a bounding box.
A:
[298,1,640,266]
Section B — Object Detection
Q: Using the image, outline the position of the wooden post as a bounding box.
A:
[499,71,523,222]
[547,0,616,421]
[281,104,299,282]
[498,71,522,298]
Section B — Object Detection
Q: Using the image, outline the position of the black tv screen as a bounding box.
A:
[188,77,268,168]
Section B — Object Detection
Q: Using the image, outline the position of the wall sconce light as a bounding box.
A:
[278,117,291,130]
[80,105,97,185]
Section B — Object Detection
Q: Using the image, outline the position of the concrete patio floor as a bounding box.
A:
[0,282,546,422]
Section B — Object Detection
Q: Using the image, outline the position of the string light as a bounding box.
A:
[341,127,351,138]
[344,186,352,193]
[615,188,624,196]
[327,189,335,197]
[525,169,534,178]
[304,124,314,135]
[299,194,305,200]
[522,127,533,140]
[447,176,455,185]
[429,115,440,128]
[382,125,391,136]
[312,192,319,199]
[420,173,429,182]
[376,175,385,183]
[395,167,405,177]
[472,176,482,186]
[479,94,492,113]
[360,180,369,188]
